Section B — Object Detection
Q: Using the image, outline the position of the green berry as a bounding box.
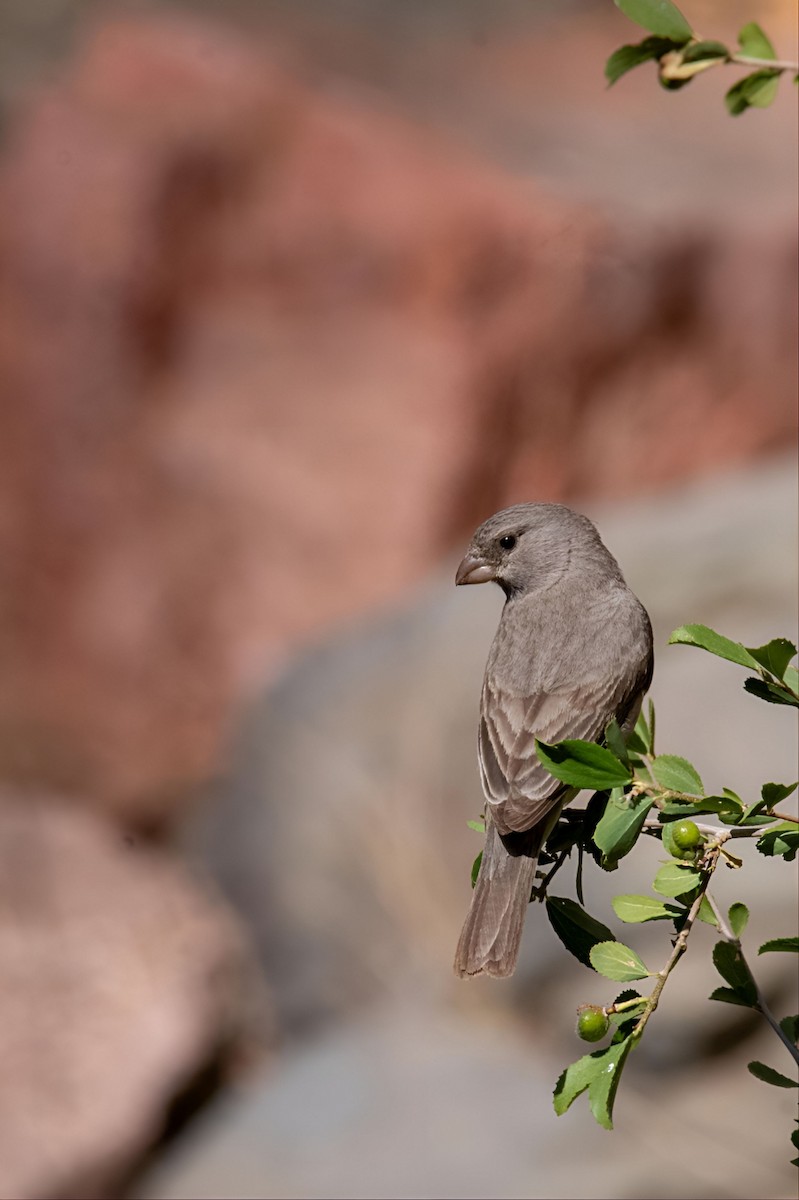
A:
[577,1005,609,1043]
[662,818,703,860]
[672,820,703,850]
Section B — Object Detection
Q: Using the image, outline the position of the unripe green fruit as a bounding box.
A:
[672,820,704,851]
[577,1005,609,1043]
[662,818,702,860]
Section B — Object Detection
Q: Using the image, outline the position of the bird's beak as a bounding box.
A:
[456,552,496,586]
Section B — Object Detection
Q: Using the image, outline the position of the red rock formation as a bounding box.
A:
[0,14,794,822]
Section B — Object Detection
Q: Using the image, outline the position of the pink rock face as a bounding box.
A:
[0,793,261,1200]
[0,14,794,822]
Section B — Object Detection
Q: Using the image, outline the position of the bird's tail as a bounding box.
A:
[453,819,538,979]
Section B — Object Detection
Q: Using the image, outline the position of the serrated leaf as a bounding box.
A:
[470,851,482,888]
[633,707,650,754]
[682,39,729,62]
[738,21,776,59]
[726,69,781,116]
[658,795,734,817]
[590,940,651,982]
[758,936,799,954]
[653,862,700,897]
[713,941,757,1004]
[779,1015,799,1042]
[553,1050,606,1116]
[710,985,756,1008]
[761,781,798,807]
[588,1037,633,1130]
[536,739,632,790]
[593,791,654,870]
[604,718,629,767]
[614,0,692,42]
[747,1061,799,1089]
[650,754,704,795]
[668,624,761,669]
[757,822,799,861]
[612,894,680,923]
[608,989,646,1031]
[743,676,798,706]
[696,895,718,927]
[546,896,615,968]
[746,638,797,680]
[728,902,749,937]
[605,36,679,84]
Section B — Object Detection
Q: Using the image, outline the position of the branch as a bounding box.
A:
[731,54,799,72]
[706,895,799,1068]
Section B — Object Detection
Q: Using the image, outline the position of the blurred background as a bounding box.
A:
[0,2,797,1198]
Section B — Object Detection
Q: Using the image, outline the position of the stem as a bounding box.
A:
[534,847,570,900]
[707,895,799,1068]
[642,818,755,840]
[731,54,799,71]
[770,810,799,825]
[632,870,712,1040]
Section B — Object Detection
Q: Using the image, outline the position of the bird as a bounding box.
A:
[453,502,653,979]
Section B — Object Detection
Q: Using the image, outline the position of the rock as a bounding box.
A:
[0,12,794,824]
[134,1000,797,1200]
[185,456,797,1040]
[0,794,267,1200]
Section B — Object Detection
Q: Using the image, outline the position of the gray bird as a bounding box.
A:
[454,503,653,979]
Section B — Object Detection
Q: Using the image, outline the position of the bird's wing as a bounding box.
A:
[478,670,644,835]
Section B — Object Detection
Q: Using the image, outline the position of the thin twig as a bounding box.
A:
[706,895,799,1068]
[731,54,799,72]
[632,869,712,1040]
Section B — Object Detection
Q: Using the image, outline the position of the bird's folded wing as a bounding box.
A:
[478,675,632,834]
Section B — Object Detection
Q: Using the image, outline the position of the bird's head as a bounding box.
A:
[456,503,610,598]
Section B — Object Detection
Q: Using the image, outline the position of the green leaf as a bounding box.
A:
[713,941,757,1005]
[761,781,798,807]
[726,69,781,116]
[535,739,632,790]
[614,0,692,42]
[588,1037,633,1130]
[757,821,799,861]
[590,940,651,982]
[650,754,704,795]
[696,895,718,927]
[554,1037,634,1128]
[546,896,615,968]
[728,903,749,937]
[747,1061,798,1089]
[605,36,679,85]
[593,791,654,870]
[779,1015,798,1042]
[746,638,797,680]
[604,718,629,767]
[758,937,799,954]
[737,21,776,59]
[470,851,482,888]
[612,894,680,923]
[682,39,729,63]
[633,706,651,754]
[743,676,798,706]
[653,862,700,897]
[668,624,761,670]
[466,819,485,833]
[607,989,646,1032]
[658,794,737,817]
[784,664,799,693]
[710,985,756,1008]
[553,1049,605,1115]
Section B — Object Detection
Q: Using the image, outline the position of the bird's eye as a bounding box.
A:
[499,534,517,550]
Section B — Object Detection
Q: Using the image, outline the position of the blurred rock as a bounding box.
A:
[186,456,797,1038]
[134,1001,797,1200]
[0,12,795,822]
[0,794,266,1200]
